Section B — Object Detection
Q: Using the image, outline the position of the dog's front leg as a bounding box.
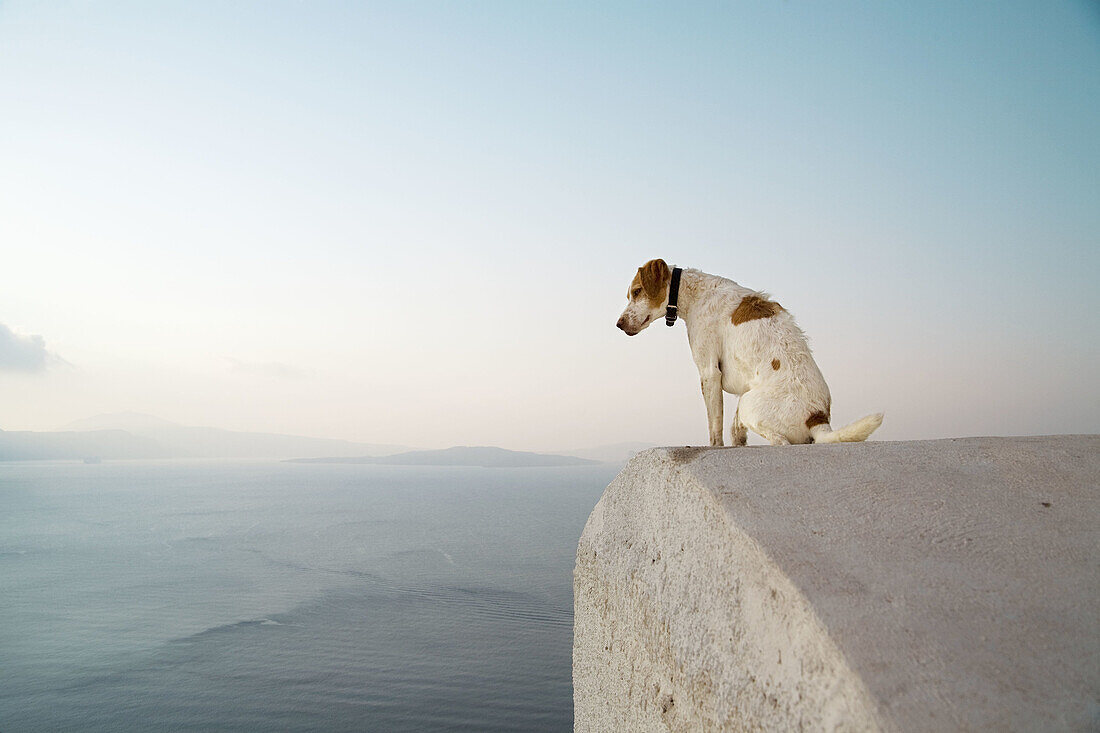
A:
[699,367,724,446]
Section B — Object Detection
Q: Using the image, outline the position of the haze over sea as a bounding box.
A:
[0,459,619,732]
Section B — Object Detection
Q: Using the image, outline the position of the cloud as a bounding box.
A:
[0,323,61,373]
[226,357,308,379]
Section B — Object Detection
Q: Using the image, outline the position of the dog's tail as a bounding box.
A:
[810,413,884,444]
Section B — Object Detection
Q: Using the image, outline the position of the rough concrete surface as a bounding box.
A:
[573,436,1100,732]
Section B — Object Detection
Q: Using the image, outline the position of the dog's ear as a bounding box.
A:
[639,259,671,300]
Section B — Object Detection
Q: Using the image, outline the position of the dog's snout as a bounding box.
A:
[616,316,626,331]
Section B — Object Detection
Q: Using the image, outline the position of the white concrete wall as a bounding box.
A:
[573,437,1100,732]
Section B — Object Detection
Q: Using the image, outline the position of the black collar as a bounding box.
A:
[665,266,682,326]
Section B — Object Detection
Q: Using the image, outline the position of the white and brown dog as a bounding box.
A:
[617,259,883,446]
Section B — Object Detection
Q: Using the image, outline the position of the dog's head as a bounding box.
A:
[616,258,671,336]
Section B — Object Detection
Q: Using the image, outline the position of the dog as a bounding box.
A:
[616,258,883,446]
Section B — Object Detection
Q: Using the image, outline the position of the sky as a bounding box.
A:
[1,0,1098,450]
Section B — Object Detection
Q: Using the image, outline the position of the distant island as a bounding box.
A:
[287,446,599,468]
[0,412,652,464]
[0,412,409,461]
[0,427,171,462]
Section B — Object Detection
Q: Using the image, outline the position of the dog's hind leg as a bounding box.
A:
[757,430,791,446]
[737,389,793,446]
[730,400,748,447]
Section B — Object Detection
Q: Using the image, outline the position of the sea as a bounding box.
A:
[0,459,620,732]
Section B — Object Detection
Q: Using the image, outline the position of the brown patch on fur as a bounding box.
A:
[771,359,781,371]
[731,295,785,325]
[805,411,830,430]
[637,259,671,307]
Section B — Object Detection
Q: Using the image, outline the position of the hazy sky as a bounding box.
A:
[1,1,1098,450]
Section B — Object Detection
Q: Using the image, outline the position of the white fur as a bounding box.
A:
[617,265,883,447]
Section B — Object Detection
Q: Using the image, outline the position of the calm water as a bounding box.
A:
[0,460,618,732]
